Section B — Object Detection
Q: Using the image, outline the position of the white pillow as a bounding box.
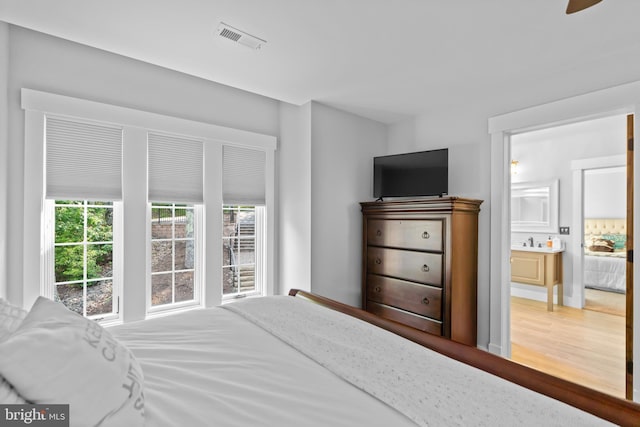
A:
[0,297,27,341]
[0,297,144,427]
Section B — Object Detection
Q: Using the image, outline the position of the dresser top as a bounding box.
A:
[360,197,483,214]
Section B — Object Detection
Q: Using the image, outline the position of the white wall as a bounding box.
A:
[387,119,416,154]
[2,25,280,305]
[310,102,387,306]
[584,167,626,218]
[277,102,312,295]
[0,22,8,299]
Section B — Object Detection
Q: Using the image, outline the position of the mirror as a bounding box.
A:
[511,179,559,233]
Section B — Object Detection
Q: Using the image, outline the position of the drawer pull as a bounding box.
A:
[374,286,381,293]
[422,231,430,239]
[421,264,430,272]
[376,229,382,236]
[422,297,430,305]
[375,258,382,265]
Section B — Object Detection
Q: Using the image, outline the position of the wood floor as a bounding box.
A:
[584,288,626,317]
[510,294,625,398]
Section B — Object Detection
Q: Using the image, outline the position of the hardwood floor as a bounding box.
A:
[510,296,625,398]
[584,288,626,317]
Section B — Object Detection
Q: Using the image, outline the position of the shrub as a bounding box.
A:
[55,203,113,285]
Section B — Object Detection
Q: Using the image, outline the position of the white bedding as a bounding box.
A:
[112,296,611,427]
[110,304,415,427]
[584,251,626,293]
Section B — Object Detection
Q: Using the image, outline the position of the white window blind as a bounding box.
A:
[223,145,266,205]
[45,116,123,200]
[148,133,204,203]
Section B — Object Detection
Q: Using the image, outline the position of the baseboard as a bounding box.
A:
[510,284,581,308]
[487,342,502,356]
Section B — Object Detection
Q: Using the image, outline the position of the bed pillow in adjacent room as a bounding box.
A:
[589,238,615,252]
[602,233,627,250]
[0,297,145,427]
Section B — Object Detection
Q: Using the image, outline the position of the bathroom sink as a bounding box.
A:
[511,245,564,253]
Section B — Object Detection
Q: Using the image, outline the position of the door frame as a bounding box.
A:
[570,155,627,311]
[627,114,634,399]
[488,80,640,399]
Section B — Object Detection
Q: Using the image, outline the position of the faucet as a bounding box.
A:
[527,237,534,247]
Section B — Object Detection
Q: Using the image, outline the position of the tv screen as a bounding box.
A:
[373,149,448,198]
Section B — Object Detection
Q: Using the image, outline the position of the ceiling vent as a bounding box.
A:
[217,22,266,50]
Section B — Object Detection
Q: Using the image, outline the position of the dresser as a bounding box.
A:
[360,197,482,346]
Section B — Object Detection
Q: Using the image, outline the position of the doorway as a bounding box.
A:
[582,167,627,317]
[488,81,640,402]
[507,114,631,398]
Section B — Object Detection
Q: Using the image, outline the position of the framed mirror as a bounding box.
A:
[511,179,559,233]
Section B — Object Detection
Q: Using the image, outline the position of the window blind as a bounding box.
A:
[148,133,204,203]
[223,145,266,205]
[45,116,123,200]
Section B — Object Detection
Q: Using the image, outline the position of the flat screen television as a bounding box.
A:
[373,149,448,198]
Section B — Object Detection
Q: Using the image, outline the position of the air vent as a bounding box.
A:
[217,22,266,50]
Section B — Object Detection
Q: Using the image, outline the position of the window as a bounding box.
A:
[222,145,268,299]
[222,205,264,298]
[48,200,119,320]
[42,115,123,321]
[23,89,276,320]
[147,133,204,312]
[150,203,201,309]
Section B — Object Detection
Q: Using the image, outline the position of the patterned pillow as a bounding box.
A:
[0,299,29,404]
[602,233,626,250]
[0,297,145,426]
[0,298,28,341]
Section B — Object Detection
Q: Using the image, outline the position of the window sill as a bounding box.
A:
[221,292,264,305]
[146,301,205,320]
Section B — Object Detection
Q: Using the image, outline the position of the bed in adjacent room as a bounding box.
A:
[1,290,640,426]
[584,218,627,293]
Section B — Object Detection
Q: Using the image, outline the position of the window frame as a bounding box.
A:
[222,205,266,301]
[43,199,123,324]
[147,202,204,315]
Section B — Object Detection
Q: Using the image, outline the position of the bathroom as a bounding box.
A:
[509,114,627,308]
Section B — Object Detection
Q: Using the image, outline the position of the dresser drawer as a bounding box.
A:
[367,219,443,252]
[367,274,442,320]
[367,301,442,336]
[367,247,443,286]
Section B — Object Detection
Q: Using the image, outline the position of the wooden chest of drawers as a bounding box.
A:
[361,197,482,346]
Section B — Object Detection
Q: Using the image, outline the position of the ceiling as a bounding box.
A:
[1,0,640,124]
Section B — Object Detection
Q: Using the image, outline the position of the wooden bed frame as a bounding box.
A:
[289,289,640,426]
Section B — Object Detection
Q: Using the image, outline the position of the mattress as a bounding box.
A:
[584,251,626,293]
[110,296,612,426]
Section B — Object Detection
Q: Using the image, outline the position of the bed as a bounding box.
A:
[584,218,627,293]
[1,290,640,426]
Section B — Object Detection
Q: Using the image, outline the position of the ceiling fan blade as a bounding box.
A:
[566,0,603,14]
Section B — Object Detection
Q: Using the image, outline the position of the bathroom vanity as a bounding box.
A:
[510,247,564,311]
